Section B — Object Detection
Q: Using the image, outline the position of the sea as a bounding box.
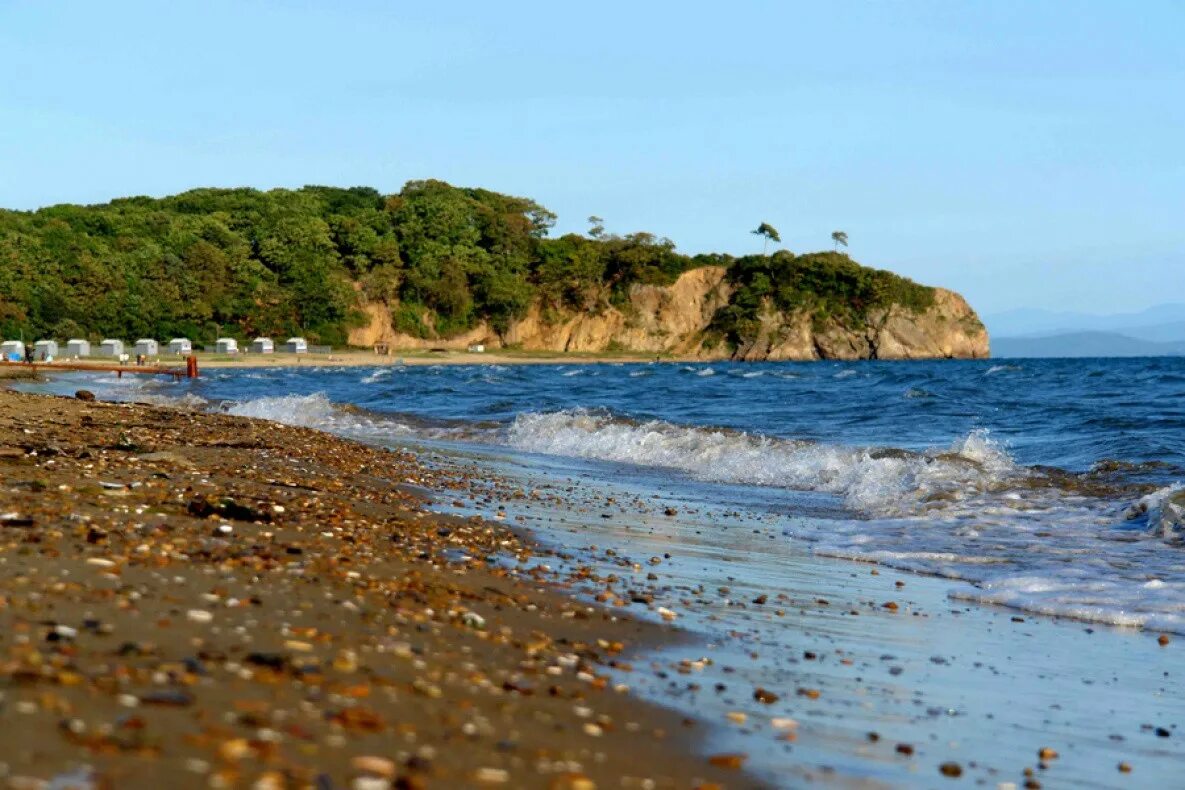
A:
[23,357,1185,787]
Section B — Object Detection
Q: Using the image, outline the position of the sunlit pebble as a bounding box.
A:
[186,609,214,624]
[351,756,396,778]
[472,766,511,785]
[351,778,391,790]
[185,759,210,775]
[117,694,139,708]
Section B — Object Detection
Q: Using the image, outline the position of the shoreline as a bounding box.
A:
[0,388,754,788]
[15,349,1001,372]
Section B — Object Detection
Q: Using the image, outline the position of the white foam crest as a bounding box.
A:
[135,392,210,410]
[985,364,1023,375]
[225,392,339,427]
[1125,484,1185,540]
[505,410,1016,515]
[361,368,393,384]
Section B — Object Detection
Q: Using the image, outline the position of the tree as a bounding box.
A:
[752,222,781,255]
[587,215,605,239]
[831,230,849,252]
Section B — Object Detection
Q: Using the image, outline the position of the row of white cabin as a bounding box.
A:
[2,337,309,360]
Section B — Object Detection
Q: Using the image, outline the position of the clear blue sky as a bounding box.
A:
[1,1,1181,315]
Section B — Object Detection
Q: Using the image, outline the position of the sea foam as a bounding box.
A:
[506,409,1016,515]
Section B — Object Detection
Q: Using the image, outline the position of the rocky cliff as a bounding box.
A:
[348,265,989,360]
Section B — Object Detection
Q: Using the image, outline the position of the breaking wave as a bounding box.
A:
[506,409,1017,515]
[225,392,342,427]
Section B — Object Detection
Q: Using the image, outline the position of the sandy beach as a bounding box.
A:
[0,388,753,789]
[192,351,683,369]
[0,350,684,376]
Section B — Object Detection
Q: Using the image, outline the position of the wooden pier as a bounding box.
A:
[0,355,198,381]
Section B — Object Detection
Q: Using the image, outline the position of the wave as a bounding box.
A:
[1125,484,1185,540]
[985,364,1023,375]
[225,392,342,427]
[361,367,394,384]
[505,409,1017,515]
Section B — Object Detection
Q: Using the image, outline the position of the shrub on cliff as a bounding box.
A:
[711,250,935,347]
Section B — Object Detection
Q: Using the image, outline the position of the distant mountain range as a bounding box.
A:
[985,304,1185,358]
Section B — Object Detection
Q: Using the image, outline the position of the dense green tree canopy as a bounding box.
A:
[0,182,934,349]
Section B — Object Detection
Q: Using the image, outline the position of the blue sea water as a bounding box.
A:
[38,356,1185,632]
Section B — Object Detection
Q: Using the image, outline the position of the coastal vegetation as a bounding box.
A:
[0,182,937,349]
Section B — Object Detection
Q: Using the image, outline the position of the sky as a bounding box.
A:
[1,1,1182,315]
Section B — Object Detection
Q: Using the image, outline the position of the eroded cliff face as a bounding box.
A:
[347,266,990,360]
[733,288,989,361]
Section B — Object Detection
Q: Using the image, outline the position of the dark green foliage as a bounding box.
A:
[0,182,934,349]
[712,251,935,347]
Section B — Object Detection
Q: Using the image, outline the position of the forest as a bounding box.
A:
[0,181,933,347]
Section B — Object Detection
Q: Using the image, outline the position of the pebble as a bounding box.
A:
[939,762,963,777]
[473,767,510,784]
[186,609,214,623]
[752,687,779,704]
[351,778,391,790]
[351,756,396,778]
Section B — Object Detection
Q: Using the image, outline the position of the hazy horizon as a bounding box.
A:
[2,1,1181,315]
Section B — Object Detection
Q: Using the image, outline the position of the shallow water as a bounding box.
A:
[437,445,1185,787]
[23,357,1185,786]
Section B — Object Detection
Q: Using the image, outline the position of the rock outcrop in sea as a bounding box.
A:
[350,265,990,360]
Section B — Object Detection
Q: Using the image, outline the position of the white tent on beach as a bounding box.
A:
[33,340,58,360]
[98,339,124,358]
[168,338,192,354]
[215,338,238,354]
[134,339,159,357]
[1,341,23,361]
[251,337,274,354]
[66,339,91,357]
[285,337,308,354]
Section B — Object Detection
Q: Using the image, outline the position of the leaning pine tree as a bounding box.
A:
[752,222,781,255]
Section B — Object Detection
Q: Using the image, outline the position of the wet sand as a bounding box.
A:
[0,389,754,788]
[424,446,1184,788]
